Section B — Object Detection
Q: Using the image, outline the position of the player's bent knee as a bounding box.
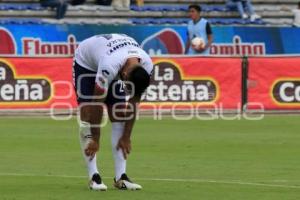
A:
[79,105,93,122]
[79,103,104,124]
[108,113,126,122]
[107,105,126,122]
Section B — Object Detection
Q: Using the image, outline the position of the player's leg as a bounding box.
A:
[122,0,130,10]
[235,1,248,19]
[73,61,107,191]
[244,0,261,21]
[106,81,127,182]
[79,105,107,191]
[106,80,142,190]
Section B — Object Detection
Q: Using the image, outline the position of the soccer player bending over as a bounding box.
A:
[73,34,153,191]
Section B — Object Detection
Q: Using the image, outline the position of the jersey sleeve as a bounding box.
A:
[95,60,117,93]
[139,49,154,75]
[206,22,212,35]
[292,9,299,14]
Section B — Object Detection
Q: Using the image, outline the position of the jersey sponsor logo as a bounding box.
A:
[101,70,110,77]
[142,60,219,104]
[271,79,300,105]
[106,40,139,55]
[0,59,52,104]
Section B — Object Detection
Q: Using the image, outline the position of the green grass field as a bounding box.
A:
[0,115,300,200]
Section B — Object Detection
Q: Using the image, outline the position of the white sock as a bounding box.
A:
[111,122,126,180]
[79,121,99,179]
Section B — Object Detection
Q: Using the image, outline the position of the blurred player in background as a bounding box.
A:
[73,33,153,191]
[185,4,213,55]
[112,0,130,10]
[40,0,68,19]
[282,1,300,27]
[291,1,300,27]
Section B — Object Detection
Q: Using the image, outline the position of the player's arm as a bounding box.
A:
[83,68,113,159]
[123,95,141,139]
[81,80,106,159]
[185,31,191,54]
[117,95,141,159]
[205,23,213,50]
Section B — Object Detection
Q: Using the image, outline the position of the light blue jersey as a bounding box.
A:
[187,18,210,55]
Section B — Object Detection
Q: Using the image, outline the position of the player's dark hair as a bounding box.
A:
[128,66,150,97]
[298,1,300,7]
[188,4,201,12]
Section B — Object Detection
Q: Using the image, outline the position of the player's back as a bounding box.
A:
[75,34,139,72]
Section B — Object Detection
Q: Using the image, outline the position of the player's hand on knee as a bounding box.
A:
[85,140,99,160]
[117,137,131,160]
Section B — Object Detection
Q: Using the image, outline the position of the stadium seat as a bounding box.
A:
[0,18,44,24]
[130,17,266,25]
[130,4,229,12]
[130,18,150,25]
[0,3,44,11]
[131,18,172,25]
[210,5,228,12]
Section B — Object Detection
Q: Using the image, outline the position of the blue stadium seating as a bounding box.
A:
[0,18,44,25]
[0,2,268,26]
[130,4,229,12]
[130,18,266,25]
[0,0,294,26]
[0,3,229,13]
[0,3,43,11]
[0,16,265,26]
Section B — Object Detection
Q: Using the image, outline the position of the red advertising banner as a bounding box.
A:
[140,57,242,109]
[0,57,242,110]
[247,57,300,110]
[0,57,77,109]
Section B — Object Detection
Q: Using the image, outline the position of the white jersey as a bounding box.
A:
[75,34,153,90]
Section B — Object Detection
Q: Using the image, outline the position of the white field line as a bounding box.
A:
[0,172,300,189]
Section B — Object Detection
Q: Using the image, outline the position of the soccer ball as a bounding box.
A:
[191,37,205,48]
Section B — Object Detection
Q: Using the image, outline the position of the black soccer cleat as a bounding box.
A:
[89,173,107,191]
[114,173,142,190]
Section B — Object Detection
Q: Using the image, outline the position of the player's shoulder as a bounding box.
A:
[200,18,208,24]
[78,35,105,47]
[138,49,153,74]
[292,9,300,14]
[187,20,193,26]
[111,33,136,41]
[141,49,152,62]
[133,48,151,62]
